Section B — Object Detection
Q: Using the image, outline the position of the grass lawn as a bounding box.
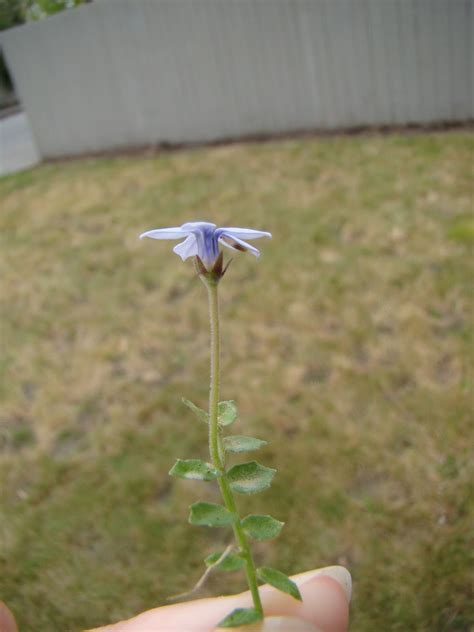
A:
[0,132,473,632]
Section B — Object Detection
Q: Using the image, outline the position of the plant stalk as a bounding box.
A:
[205,278,264,618]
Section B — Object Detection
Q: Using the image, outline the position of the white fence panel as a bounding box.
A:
[1,0,472,158]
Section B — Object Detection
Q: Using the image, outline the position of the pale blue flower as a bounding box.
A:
[140,222,271,269]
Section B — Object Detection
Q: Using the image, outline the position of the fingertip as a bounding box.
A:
[295,566,352,604]
[299,575,350,632]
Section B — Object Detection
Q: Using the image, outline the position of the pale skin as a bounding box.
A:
[83,566,351,632]
[0,566,350,632]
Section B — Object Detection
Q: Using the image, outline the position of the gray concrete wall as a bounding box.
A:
[1,0,472,158]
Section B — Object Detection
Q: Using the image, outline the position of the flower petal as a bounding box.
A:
[140,227,187,240]
[181,221,217,232]
[219,233,261,258]
[173,234,199,261]
[217,227,272,241]
[181,222,219,267]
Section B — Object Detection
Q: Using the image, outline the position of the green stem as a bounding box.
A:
[205,279,264,618]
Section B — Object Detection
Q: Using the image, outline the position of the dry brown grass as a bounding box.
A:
[0,132,473,631]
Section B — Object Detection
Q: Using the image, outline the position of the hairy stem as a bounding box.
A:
[205,279,263,618]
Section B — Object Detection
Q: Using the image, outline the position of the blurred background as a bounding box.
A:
[0,1,473,630]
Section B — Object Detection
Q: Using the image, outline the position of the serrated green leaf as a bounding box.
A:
[257,567,302,601]
[188,502,237,527]
[169,459,220,481]
[223,435,268,453]
[182,398,209,424]
[217,607,262,628]
[241,514,284,540]
[218,400,237,426]
[204,551,246,572]
[226,461,276,494]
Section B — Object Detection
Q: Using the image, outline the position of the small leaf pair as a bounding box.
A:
[188,504,284,542]
[182,398,237,427]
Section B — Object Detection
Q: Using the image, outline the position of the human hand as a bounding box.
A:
[0,602,18,632]
[87,566,351,632]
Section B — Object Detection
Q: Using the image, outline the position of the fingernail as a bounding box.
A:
[215,616,319,632]
[296,565,352,603]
